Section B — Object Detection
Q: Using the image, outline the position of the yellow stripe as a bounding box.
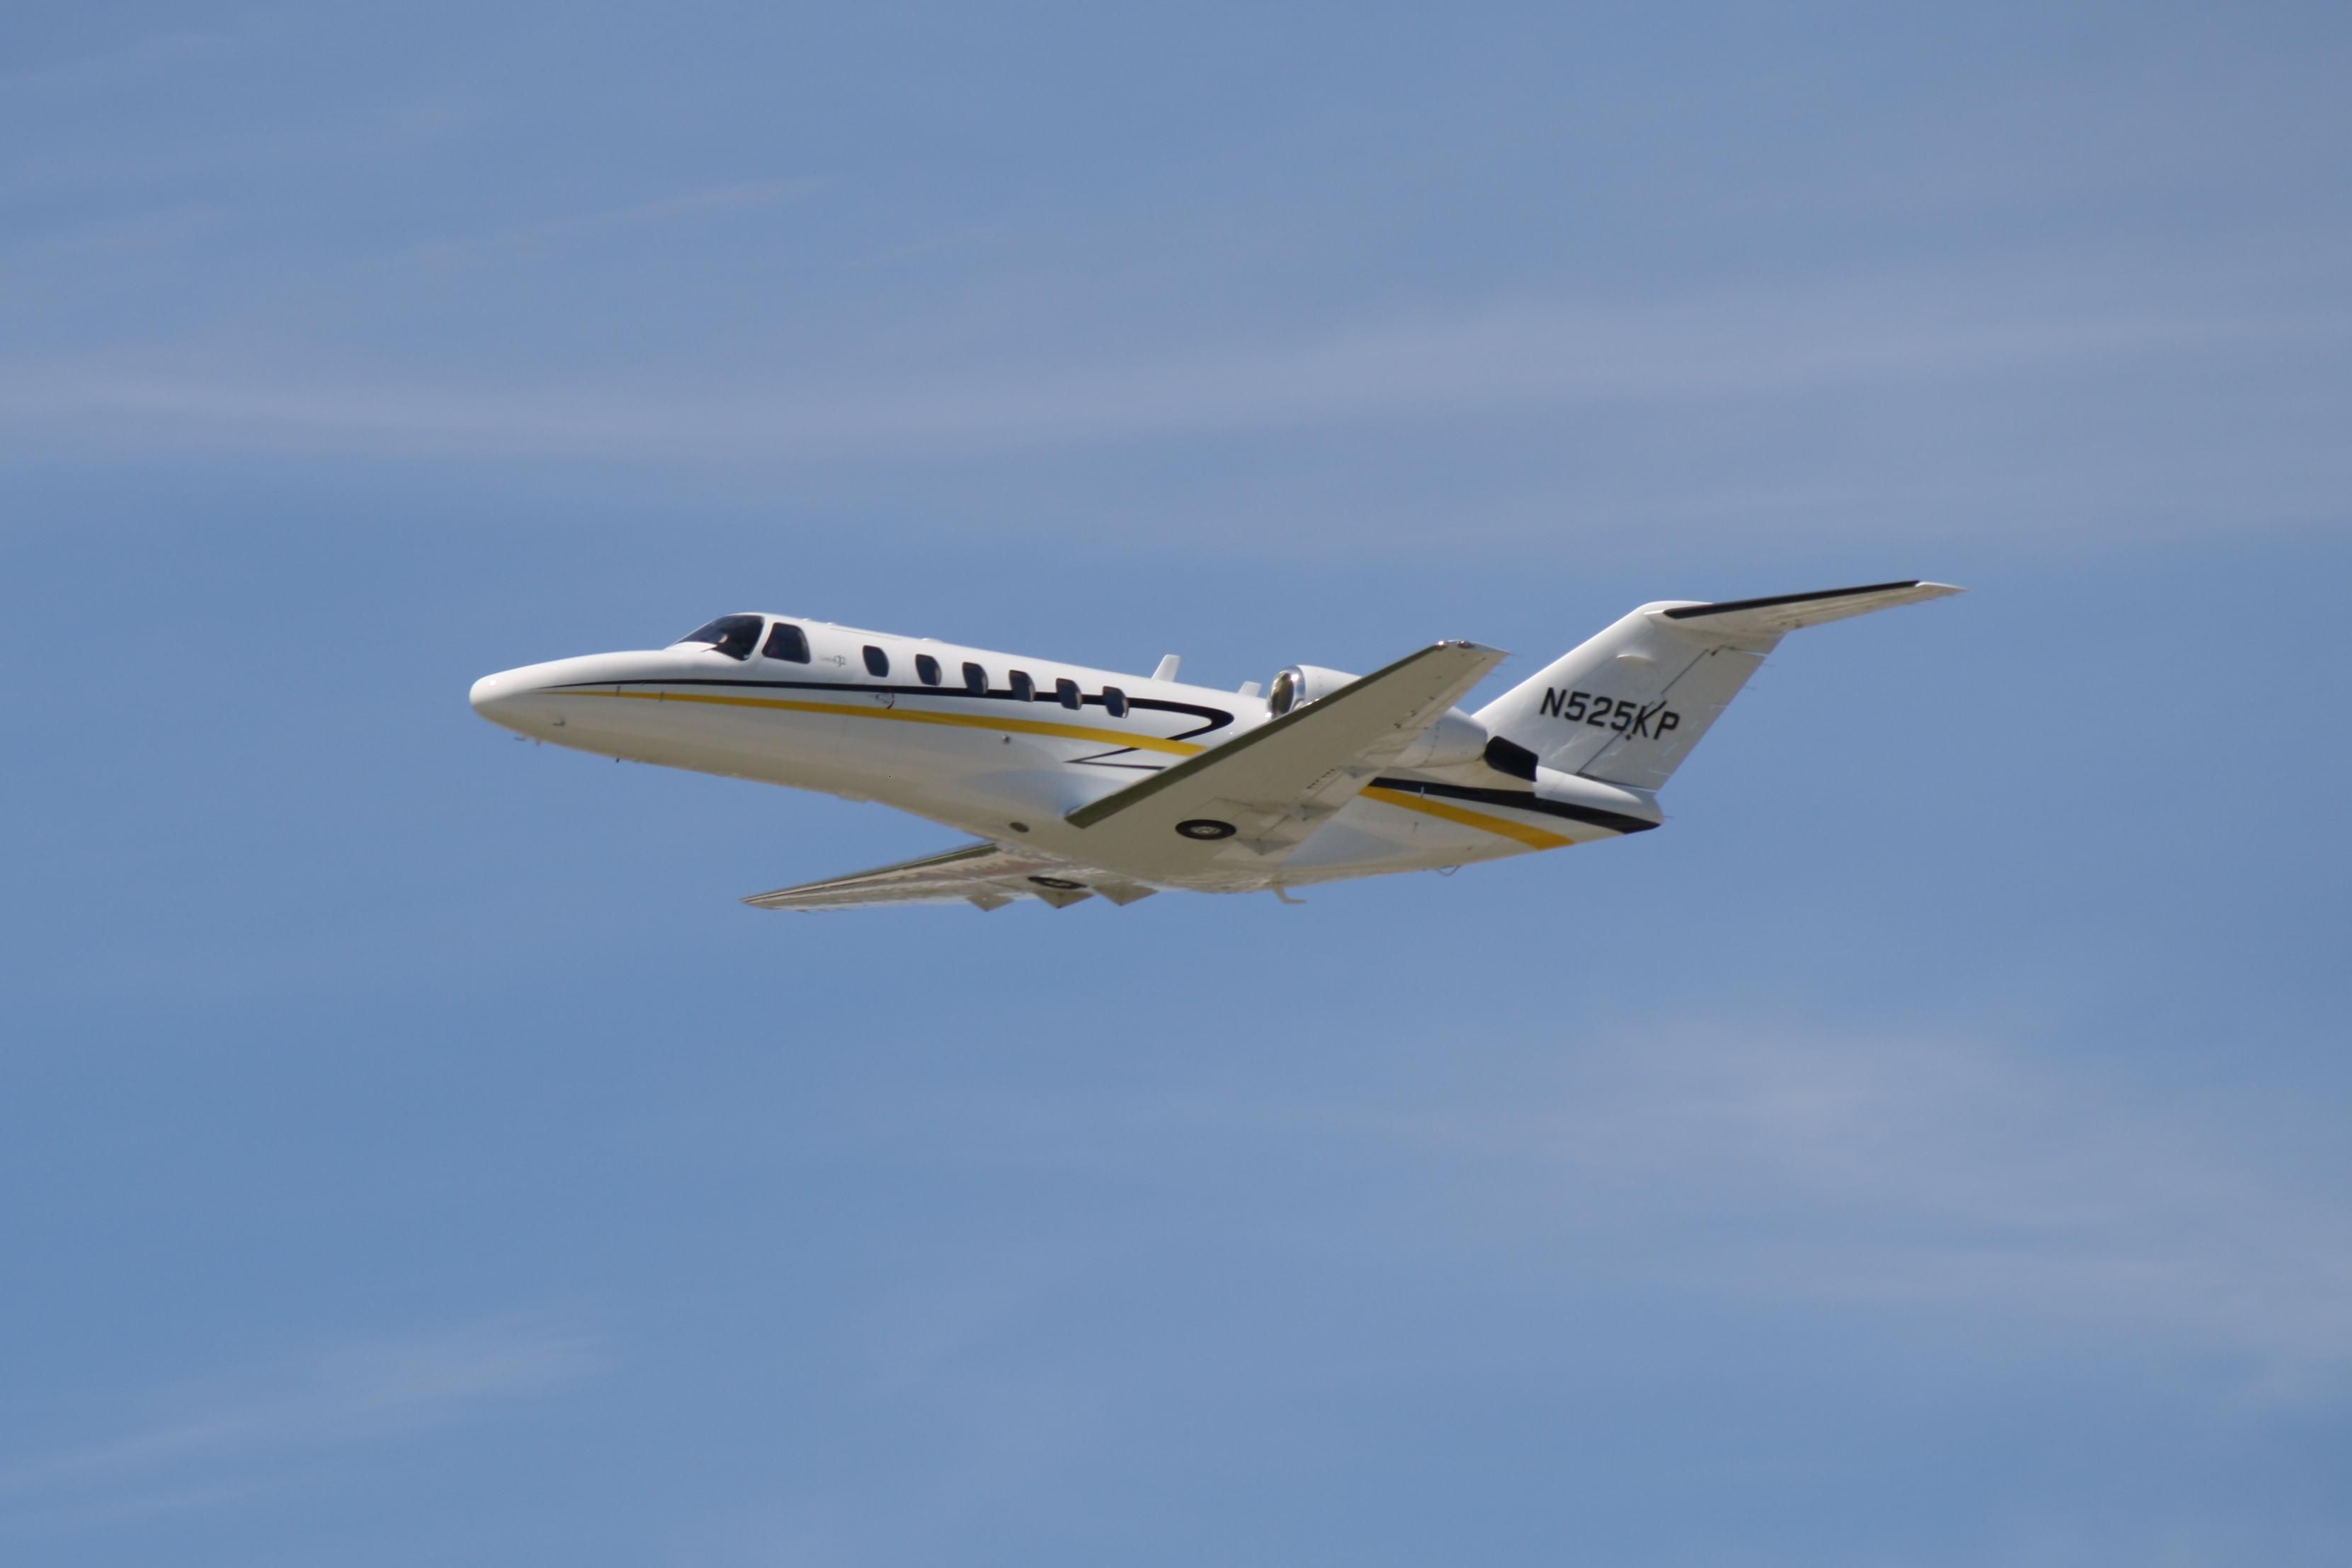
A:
[564,689,1565,847]
[562,686,1208,757]
[1359,785,1576,850]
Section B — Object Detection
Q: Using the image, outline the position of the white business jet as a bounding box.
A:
[470,581,1959,910]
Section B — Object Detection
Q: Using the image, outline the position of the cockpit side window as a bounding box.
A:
[676,615,763,661]
[761,622,811,663]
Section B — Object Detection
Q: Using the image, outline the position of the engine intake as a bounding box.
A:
[1266,664,1356,717]
[1265,662,1489,767]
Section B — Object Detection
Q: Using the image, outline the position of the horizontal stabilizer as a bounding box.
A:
[1657,580,1962,641]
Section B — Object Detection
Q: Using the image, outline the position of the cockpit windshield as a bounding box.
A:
[674,614,763,660]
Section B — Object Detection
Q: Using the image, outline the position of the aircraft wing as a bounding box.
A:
[1064,640,1507,875]
[744,842,1156,912]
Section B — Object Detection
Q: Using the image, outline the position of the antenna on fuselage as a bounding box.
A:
[1152,654,1181,683]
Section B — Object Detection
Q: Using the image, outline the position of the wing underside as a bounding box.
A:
[1063,640,1508,878]
[743,841,1155,911]
[752,641,1511,908]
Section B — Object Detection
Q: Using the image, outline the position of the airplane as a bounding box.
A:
[468,580,1960,911]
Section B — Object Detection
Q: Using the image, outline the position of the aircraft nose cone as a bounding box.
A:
[469,669,529,726]
[470,653,640,734]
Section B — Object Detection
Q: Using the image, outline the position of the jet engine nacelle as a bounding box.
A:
[1266,664,1489,768]
[1390,707,1491,769]
[1265,664,1358,717]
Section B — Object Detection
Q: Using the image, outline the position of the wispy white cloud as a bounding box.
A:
[1484,1027,2352,1382]
[407,177,827,267]
[0,1312,605,1524]
[0,97,486,199]
[870,1023,2352,1388]
[0,23,261,101]
[4,280,2337,465]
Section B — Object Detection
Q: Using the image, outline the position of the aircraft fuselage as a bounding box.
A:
[467,615,1620,894]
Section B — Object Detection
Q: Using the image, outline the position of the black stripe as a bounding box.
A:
[1370,777,1660,835]
[1661,581,1921,620]
[550,676,1236,740]
[1065,642,1470,830]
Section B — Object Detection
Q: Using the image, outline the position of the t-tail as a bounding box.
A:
[1474,581,1962,792]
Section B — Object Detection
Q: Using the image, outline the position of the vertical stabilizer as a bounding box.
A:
[1473,581,1960,790]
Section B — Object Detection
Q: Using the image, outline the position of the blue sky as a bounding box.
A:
[4,4,2349,1563]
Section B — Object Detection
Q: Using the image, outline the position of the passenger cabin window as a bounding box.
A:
[863,645,890,677]
[915,653,942,686]
[761,622,810,663]
[1055,677,1081,711]
[1009,671,1035,702]
[962,661,987,694]
[676,615,763,661]
[1103,686,1128,718]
